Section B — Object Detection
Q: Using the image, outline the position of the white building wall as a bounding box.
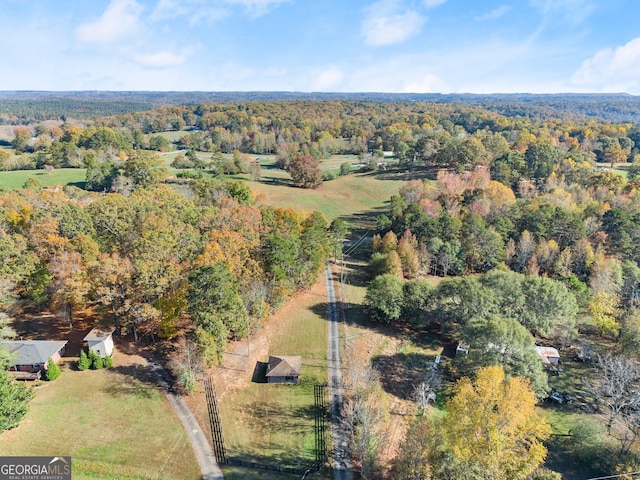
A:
[87,337,114,358]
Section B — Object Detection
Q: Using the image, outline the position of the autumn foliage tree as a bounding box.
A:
[438,365,551,479]
[286,154,323,188]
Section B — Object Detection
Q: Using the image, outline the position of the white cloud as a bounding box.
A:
[529,0,595,24]
[423,0,447,8]
[572,37,640,93]
[151,0,195,21]
[151,0,289,23]
[133,50,187,68]
[311,66,344,91]
[401,73,447,93]
[362,1,425,46]
[75,0,143,44]
[475,5,511,21]
[224,0,292,17]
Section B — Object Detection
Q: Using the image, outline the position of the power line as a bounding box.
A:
[585,471,640,480]
[343,229,371,257]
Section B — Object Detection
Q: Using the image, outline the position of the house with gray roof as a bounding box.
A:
[1,340,67,379]
[265,355,302,384]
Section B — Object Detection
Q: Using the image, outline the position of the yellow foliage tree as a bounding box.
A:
[589,291,621,337]
[196,229,261,283]
[441,365,551,479]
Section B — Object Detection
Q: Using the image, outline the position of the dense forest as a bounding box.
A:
[0,178,336,366]
[3,91,640,124]
[4,98,640,185]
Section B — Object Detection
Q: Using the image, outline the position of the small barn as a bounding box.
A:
[265,355,302,384]
[83,328,115,358]
[536,346,560,366]
[1,340,67,379]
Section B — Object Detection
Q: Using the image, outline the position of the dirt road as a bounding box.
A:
[325,265,353,480]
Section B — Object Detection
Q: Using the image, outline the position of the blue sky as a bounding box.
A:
[1,0,640,93]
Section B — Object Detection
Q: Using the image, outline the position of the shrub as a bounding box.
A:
[77,349,90,371]
[45,359,61,381]
[531,468,562,480]
[170,154,194,169]
[322,171,336,181]
[339,162,352,176]
[103,356,114,368]
[89,350,104,370]
[176,170,203,179]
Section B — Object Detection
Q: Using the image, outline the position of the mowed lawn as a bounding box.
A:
[248,170,401,220]
[0,358,200,480]
[219,278,329,477]
[0,168,87,190]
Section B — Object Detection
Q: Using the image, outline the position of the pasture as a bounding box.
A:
[246,159,403,220]
[0,168,87,190]
[214,275,330,477]
[0,356,200,480]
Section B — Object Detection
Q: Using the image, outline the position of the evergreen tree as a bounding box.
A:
[45,359,61,381]
[0,355,35,433]
[89,350,103,370]
[77,349,90,371]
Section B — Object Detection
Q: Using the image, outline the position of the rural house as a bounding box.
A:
[536,346,560,366]
[83,328,115,358]
[265,355,302,384]
[1,340,68,380]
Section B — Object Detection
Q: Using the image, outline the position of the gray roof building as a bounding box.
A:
[266,355,302,383]
[1,340,68,367]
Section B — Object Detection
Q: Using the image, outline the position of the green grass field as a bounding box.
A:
[219,282,329,475]
[0,168,87,190]
[0,359,200,480]
[248,171,401,221]
[595,162,629,178]
[148,130,192,143]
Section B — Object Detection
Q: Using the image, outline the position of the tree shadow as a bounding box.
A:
[339,205,389,243]
[371,352,440,401]
[355,165,440,182]
[235,400,319,468]
[9,310,104,357]
[104,363,164,398]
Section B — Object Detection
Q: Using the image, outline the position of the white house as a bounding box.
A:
[83,328,115,358]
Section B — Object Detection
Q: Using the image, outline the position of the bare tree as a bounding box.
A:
[341,393,386,480]
[414,368,441,413]
[341,347,386,479]
[584,353,640,455]
[169,337,204,394]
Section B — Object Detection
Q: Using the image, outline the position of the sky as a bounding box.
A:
[1,0,640,94]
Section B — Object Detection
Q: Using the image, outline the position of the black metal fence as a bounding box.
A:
[314,384,327,463]
[205,379,327,478]
[204,376,227,464]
